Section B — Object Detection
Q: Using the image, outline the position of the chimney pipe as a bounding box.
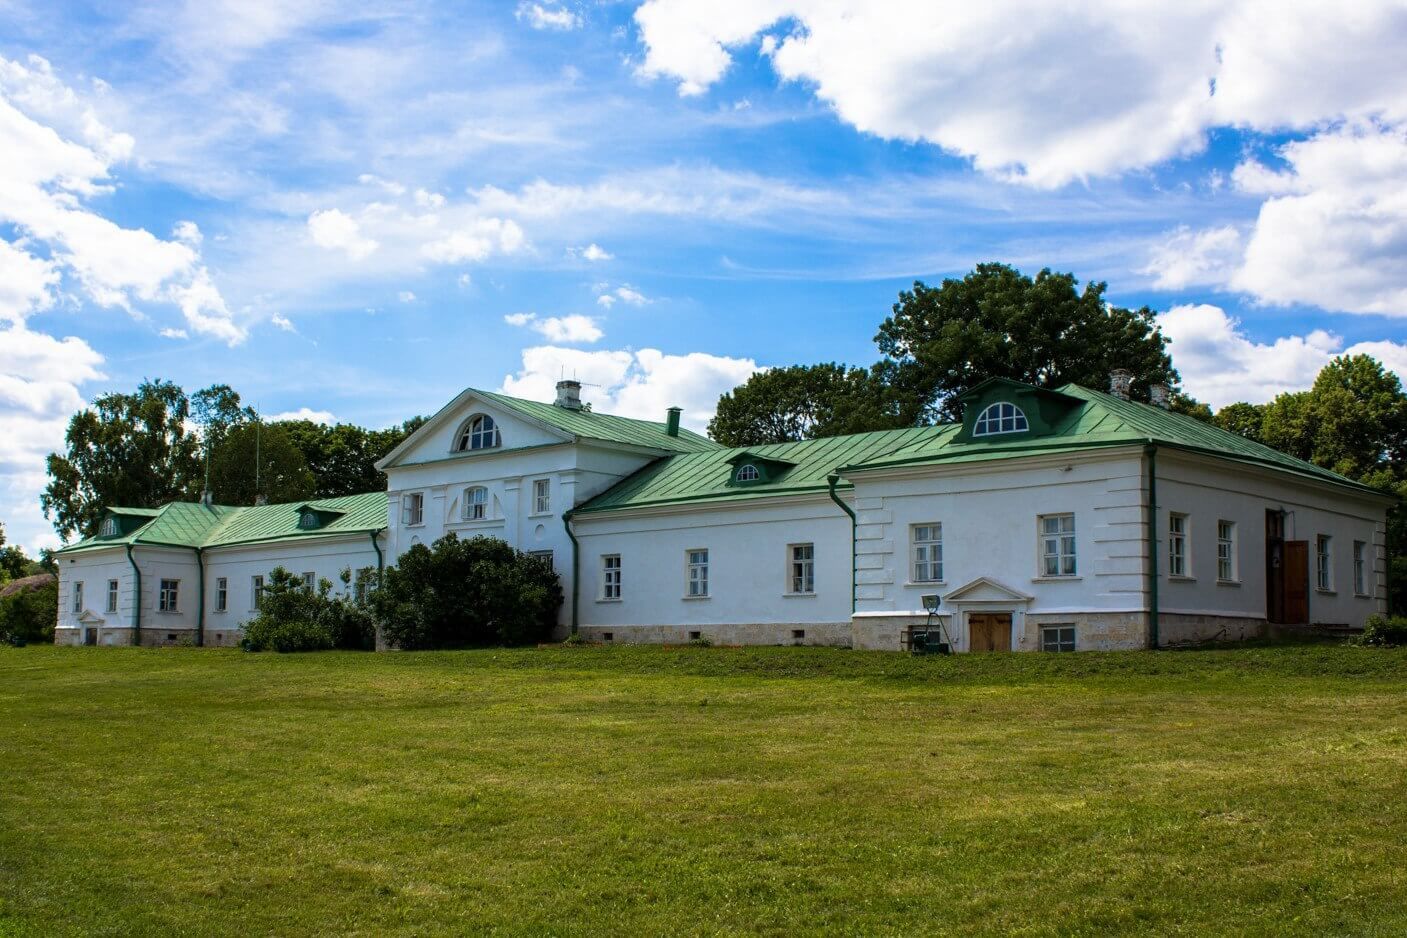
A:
[554,379,582,410]
[1109,368,1133,401]
[1149,383,1171,409]
[665,407,681,437]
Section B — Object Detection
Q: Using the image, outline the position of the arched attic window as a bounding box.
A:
[99,516,118,537]
[456,414,501,451]
[735,464,760,483]
[973,402,1029,437]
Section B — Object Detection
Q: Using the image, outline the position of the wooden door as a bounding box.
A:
[1283,540,1309,624]
[1265,510,1286,623]
[968,614,1012,652]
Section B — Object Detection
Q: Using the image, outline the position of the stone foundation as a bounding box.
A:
[578,622,851,647]
[1157,612,1266,646]
[850,615,953,652]
[1024,612,1148,651]
[53,627,237,647]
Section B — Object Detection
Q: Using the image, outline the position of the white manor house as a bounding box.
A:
[54,374,1391,652]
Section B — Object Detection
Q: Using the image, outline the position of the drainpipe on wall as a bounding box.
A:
[124,544,142,647]
[827,474,858,614]
[369,528,384,574]
[194,547,205,647]
[1145,443,1160,650]
[562,510,580,636]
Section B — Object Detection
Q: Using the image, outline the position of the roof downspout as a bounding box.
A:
[1145,443,1160,650]
[827,474,857,614]
[194,547,205,647]
[124,544,141,647]
[562,509,580,636]
[369,528,384,574]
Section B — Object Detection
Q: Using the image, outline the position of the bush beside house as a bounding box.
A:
[0,575,58,645]
[241,567,376,653]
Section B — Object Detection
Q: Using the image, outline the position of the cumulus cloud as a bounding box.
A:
[503,312,603,343]
[159,327,188,339]
[568,242,613,262]
[270,313,295,332]
[308,208,379,260]
[1158,303,1407,408]
[501,345,759,430]
[632,1,1407,188]
[595,284,650,308]
[421,217,526,263]
[516,2,581,30]
[1141,225,1244,291]
[267,407,336,424]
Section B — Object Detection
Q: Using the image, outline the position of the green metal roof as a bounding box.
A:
[57,492,387,555]
[471,388,718,454]
[574,426,950,514]
[575,381,1381,515]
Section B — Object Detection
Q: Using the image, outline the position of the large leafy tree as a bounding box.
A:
[0,522,31,582]
[208,423,316,506]
[707,363,905,447]
[279,416,428,498]
[42,380,202,540]
[875,263,1180,420]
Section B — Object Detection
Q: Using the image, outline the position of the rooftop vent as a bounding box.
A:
[666,406,681,437]
[1109,368,1133,401]
[555,379,582,410]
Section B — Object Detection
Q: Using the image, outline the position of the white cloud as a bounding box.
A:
[159,327,188,339]
[632,1,1407,188]
[596,283,650,309]
[1158,303,1407,408]
[267,407,336,424]
[500,345,759,430]
[568,242,613,262]
[516,2,581,31]
[398,290,416,303]
[596,294,615,309]
[0,238,58,325]
[270,313,295,332]
[1141,225,1243,290]
[0,55,244,343]
[173,220,203,246]
[503,312,603,343]
[308,208,379,260]
[421,217,526,263]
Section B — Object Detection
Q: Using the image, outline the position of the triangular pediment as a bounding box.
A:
[377,390,573,469]
[77,609,105,624]
[942,576,1033,604]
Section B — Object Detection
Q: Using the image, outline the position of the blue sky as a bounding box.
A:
[3,0,1407,552]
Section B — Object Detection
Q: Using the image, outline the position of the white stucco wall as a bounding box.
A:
[202,535,381,634]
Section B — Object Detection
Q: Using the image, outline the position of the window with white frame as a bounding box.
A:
[1038,514,1077,576]
[1316,535,1333,591]
[1353,540,1367,595]
[302,572,316,592]
[298,511,320,530]
[1168,513,1189,577]
[158,579,179,613]
[686,549,709,598]
[1217,520,1237,582]
[529,550,554,571]
[99,516,118,537]
[106,579,119,613]
[252,575,265,610]
[401,492,424,526]
[1040,625,1077,652]
[533,478,551,514]
[911,524,943,583]
[457,414,501,451]
[973,402,1029,436]
[600,555,621,600]
[72,580,83,613]
[463,486,488,521]
[736,464,760,482]
[215,577,228,612]
[789,543,815,594]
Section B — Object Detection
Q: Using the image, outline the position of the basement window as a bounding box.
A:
[792,629,806,642]
[602,632,613,642]
[689,631,702,641]
[1040,625,1076,652]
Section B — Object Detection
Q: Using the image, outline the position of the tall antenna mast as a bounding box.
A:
[255,405,262,505]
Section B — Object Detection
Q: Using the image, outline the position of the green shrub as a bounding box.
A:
[1358,614,1407,647]
[687,637,713,648]
[240,567,374,653]
[0,579,57,645]
[371,534,563,649]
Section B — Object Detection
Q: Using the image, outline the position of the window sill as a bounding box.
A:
[1031,576,1081,583]
[682,595,711,601]
[1167,575,1196,582]
[1316,588,1337,596]
[528,511,553,519]
[451,518,501,527]
[1216,579,1241,587]
[1354,592,1371,599]
[904,581,946,589]
[783,591,817,598]
[156,610,180,615]
[595,598,622,604]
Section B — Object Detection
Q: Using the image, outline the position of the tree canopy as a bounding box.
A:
[708,363,904,448]
[208,423,316,506]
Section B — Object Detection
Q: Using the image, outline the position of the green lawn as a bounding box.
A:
[3,644,1406,936]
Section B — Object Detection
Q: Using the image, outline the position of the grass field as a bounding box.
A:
[3,643,1406,936]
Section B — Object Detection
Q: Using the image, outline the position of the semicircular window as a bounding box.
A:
[456,414,501,451]
[736,464,760,483]
[973,402,1029,437]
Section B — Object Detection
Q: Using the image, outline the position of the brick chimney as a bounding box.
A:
[554,379,582,410]
[1109,368,1133,400]
[1149,383,1171,409]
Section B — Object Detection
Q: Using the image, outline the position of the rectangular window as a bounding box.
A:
[789,543,815,594]
[302,572,316,592]
[533,479,551,515]
[158,579,179,613]
[529,549,554,571]
[106,579,119,614]
[1168,513,1188,577]
[252,575,265,610]
[1039,514,1077,577]
[463,487,487,521]
[401,492,424,526]
[72,581,83,613]
[215,577,228,612]
[686,549,709,598]
[1353,540,1368,596]
[1317,534,1333,591]
[1217,520,1237,581]
[911,523,943,583]
[600,555,621,600]
[1040,625,1077,652]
